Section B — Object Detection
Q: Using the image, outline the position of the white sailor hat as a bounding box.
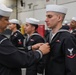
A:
[72,17,76,21]
[26,18,40,25]
[46,4,67,14]
[9,19,19,25]
[0,3,13,17]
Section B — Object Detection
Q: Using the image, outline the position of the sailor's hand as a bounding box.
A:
[39,43,50,54]
[32,43,44,50]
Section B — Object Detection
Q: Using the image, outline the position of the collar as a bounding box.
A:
[51,28,69,41]
[11,30,20,35]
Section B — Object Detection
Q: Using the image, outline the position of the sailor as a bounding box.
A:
[45,4,76,75]
[9,19,25,50]
[0,3,50,75]
[24,18,46,75]
[70,17,76,38]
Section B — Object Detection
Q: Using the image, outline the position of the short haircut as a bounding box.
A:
[30,23,38,30]
[54,12,66,22]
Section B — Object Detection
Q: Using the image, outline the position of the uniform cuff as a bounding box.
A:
[36,50,43,58]
[27,46,32,50]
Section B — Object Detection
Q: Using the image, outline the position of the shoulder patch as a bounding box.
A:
[14,33,18,37]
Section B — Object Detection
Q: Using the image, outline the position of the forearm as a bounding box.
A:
[0,49,43,68]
